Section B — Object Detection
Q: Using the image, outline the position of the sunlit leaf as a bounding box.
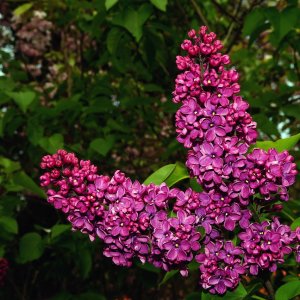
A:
[13,3,33,16]
[253,133,300,152]
[105,0,118,10]
[275,281,300,300]
[291,217,300,230]
[150,0,168,12]
[143,164,175,185]
[165,162,189,187]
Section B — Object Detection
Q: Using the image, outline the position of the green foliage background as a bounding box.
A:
[0,0,299,299]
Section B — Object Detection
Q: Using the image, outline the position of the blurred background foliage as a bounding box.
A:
[0,0,299,299]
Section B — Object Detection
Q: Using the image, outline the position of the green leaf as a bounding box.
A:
[18,232,44,263]
[105,0,118,10]
[283,275,300,283]
[165,162,189,187]
[0,156,21,173]
[39,133,64,154]
[0,216,18,234]
[150,0,168,12]
[6,91,36,113]
[77,249,92,279]
[143,164,175,185]
[136,261,160,273]
[253,133,300,152]
[201,283,247,300]
[291,217,300,230]
[13,3,33,16]
[107,28,122,54]
[51,224,71,239]
[185,292,201,300]
[159,270,178,286]
[281,104,300,119]
[190,178,203,192]
[187,260,199,271]
[13,171,46,199]
[90,135,115,156]
[253,114,278,136]
[112,4,153,42]
[243,8,265,37]
[27,119,44,146]
[275,281,300,300]
[269,6,300,46]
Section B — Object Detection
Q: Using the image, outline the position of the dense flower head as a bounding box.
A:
[40,151,203,274]
[40,26,299,296]
[238,218,297,275]
[196,241,245,294]
[175,26,297,208]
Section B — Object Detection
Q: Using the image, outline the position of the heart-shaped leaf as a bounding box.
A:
[7,91,36,113]
[112,4,153,42]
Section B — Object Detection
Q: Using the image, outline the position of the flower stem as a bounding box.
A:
[262,271,275,300]
[249,203,261,223]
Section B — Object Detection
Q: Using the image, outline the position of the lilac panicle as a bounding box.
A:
[40,26,299,296]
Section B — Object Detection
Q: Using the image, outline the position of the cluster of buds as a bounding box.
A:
[40,27,299,295]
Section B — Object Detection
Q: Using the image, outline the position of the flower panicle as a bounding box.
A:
[39,26,299,295]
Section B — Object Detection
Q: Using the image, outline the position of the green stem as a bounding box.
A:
[281,210,295,222]
[249,203,261,223]
[190,0,210,29]
[262,271,275,300]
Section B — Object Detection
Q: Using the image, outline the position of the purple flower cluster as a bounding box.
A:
[239,218,297,275]
[40,150,201,275]
[40,27,299,296]
[40,148,299,293]
[175,26,296,207]
[246,149,297,202]
[196,241,245,294]
[172,26,298,293]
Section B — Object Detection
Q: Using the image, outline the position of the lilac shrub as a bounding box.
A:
[40,27,299,295]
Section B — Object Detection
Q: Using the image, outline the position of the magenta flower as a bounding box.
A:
[201,116,226,142]
[163,239,192,262]
[215,203,242,231]
[198,142,224,168]
[210,88,233,107]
